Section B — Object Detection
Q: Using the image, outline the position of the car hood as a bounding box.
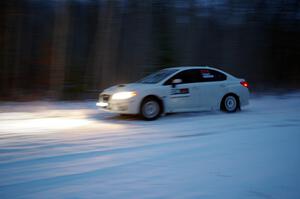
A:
[102,83,157,94]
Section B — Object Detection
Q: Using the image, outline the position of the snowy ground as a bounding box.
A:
[0,93,300,199]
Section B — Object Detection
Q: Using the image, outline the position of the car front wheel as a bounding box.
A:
[140,97,161,120]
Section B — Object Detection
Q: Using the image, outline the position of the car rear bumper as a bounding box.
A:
[239,89,250,107]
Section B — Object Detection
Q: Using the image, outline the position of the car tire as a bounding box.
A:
[140,97,161,120]
[221,94,239,113]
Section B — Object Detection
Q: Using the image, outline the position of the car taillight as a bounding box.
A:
[240,80,249,88]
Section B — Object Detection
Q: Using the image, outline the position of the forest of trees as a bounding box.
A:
[0,0,300,100]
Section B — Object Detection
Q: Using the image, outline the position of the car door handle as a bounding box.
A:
[220,84,226,87]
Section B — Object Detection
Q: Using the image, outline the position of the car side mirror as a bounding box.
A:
[171,79,182,88]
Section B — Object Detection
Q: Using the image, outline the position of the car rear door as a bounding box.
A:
[197,69,228,110]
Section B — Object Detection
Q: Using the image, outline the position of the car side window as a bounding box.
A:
[199,69,227,82]
[163,69,201,85]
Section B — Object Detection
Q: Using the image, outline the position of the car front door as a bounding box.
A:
[163,69,201,112]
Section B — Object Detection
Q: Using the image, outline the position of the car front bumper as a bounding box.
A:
[96,98,139,114]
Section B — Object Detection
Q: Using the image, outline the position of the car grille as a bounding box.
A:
[100,94,110,102]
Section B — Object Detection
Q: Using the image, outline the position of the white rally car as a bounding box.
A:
[97,66,249,120]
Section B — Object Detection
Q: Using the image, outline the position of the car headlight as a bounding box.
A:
[111,91,137,100]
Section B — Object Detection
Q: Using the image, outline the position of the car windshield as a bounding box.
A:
[137,69,178,84]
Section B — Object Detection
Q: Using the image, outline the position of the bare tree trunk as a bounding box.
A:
[116,0,154,82]
[48,2,70,99]
[0,1,24,99]
[0,3,11,98]
[87,1,122,90]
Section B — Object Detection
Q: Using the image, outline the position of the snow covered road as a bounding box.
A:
[0,93,300,199]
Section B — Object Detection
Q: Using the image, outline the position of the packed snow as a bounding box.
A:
[0,92,300,199]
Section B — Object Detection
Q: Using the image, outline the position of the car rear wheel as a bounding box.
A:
[140,97,161,120]
[221,94,239,113]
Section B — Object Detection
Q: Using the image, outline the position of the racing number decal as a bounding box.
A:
[200,69,214,79]
[171,88,189,95]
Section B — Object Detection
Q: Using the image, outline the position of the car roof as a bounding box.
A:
[165,66,218,71]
